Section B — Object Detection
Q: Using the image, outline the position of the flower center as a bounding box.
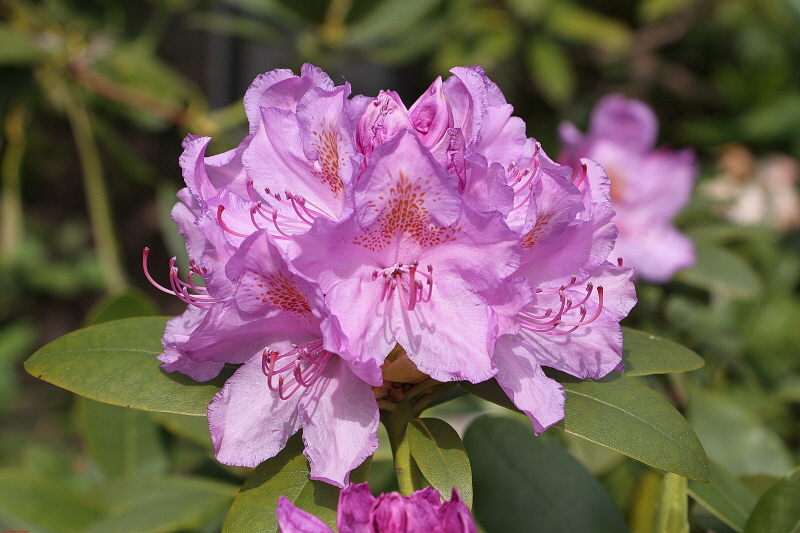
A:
[372,262,433,311]
[261,339,333,400]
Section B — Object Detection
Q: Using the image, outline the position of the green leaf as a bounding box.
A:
[559,377,709,482]
[744,465,800,533]
[674,245,762,300]
[77,397,168,480]
[408,418,472,507]
[621,327,704,376]
[654,473,689,533]
[0,467,101,533]
[689,461,758,533]
[222,432,339,533]
[687,391,793,477]
[86,476,236,533]
[463,415,629,533]
[462,377,710,482]
[24,316,227,415]
[526,38,576,107]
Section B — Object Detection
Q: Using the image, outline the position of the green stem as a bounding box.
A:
[65,96,127,293]
[0,102,26,262]
[381,400,421,496]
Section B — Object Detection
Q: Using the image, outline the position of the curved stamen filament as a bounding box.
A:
[573,162,588,187]
[261,340,332,400]
[518,281,604,335]
[217,205,250,238]
[142,248,215,307]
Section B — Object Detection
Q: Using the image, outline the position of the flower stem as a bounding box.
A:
[65,96,127,294]
[381,400,421,496]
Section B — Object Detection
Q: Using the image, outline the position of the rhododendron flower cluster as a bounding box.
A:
[145,64,636,486]
[559,94,698,283]
[276,483,476,533]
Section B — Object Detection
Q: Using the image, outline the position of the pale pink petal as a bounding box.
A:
[299,358,380,487]
[208,355,302,467]
[494,335,565,434]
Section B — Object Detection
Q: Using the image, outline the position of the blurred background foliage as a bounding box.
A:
[1,0,800,531]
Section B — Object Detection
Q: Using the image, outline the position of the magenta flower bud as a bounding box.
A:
[276,483,477,533]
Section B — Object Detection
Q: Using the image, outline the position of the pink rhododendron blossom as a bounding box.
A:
[146,63,637,482]
[276,483,477,533]
[559,94,698,282]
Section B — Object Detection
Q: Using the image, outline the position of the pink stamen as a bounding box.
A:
[142,248,175,296]
[262,340,332,400]
[573,162,588,187]
[217,205,250,238]
[518,283,604,335]
[143,248,215,307]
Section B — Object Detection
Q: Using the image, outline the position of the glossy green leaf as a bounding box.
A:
[0,467,101,533]
[77,397,168,479]
[559,377,709,482]
[654,473,689,533]
[689,461,758,532]
[24,316,227,415]
[463,377,709,481]
[621,327,704,376]
[408,418,472,507]
[744,465,800,533]
[687,391,793,477]
[222,432,339,533]
[675,245,762,300]
[86,476,236,533]
[463,415,629,533]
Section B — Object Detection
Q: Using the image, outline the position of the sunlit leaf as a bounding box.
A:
[621,327,704,376]
[222,432,339,533]
[689,461,758,532]
[408,418,472,507]
[463,415,629,533]
[744,465,800,533]
[24,316,227,416]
